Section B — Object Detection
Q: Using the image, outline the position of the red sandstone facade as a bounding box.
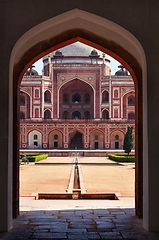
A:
[20,44,135,150]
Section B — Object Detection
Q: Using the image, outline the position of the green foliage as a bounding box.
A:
[27,154,48,162]
[123,126,133,155]
[108,154,135,162]
[20,154,48,162]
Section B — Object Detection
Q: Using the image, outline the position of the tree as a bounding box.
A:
[123,126,133,155]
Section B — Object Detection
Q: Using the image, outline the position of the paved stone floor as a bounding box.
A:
[1,199,159,239]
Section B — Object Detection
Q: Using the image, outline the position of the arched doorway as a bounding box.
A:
[69,131,83,149]
[10,9,146,227]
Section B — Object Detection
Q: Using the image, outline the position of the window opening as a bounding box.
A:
[63,93,69,103]
[34,134,38,140]
[54,134,58,140]
[20,112,25,119]
[72,94,81,103]
[128,96,135,106]
[95,135,98,140]
[128,112,135,119]
[115,135,119,140]
[72,111,81,119]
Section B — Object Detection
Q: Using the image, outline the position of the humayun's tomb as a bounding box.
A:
[20,42,135,151]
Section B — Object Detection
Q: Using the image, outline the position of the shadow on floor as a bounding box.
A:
[0,208,159,239]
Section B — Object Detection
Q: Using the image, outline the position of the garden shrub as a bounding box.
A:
[108,154,135,162]
[27,154,48,162]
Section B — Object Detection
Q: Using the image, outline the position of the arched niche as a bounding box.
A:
[44,90,51,103]
[122,91,135,119]
[128,112,135,120]
[102,90,109,103]
[28,130,42,148]
[44,109,51,119]
[84,110,90,119]
[102,109,109,119]
[110,130,125,149]
[90,130,104,149]
[72,110,81,120]
[20,91,31,119]
[49,130,63,149]
[63,110,69,119]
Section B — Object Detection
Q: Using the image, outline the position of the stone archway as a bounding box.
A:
[9,9,147,229]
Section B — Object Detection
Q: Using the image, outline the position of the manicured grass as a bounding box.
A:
[108,154,135,162]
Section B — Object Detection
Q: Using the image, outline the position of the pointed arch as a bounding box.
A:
[44,90,51,103]
[102,109,109,119]
[9,8,147,223]
[102,90,109,103]
[44,109,51,119]
[28,130,42,148]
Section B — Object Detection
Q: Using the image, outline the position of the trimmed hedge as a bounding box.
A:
[108,154,135,162]
[27,154,48,162]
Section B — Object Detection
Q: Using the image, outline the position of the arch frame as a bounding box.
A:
[9,8,146,225]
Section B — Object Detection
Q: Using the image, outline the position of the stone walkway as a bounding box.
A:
[1,199,159,239]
